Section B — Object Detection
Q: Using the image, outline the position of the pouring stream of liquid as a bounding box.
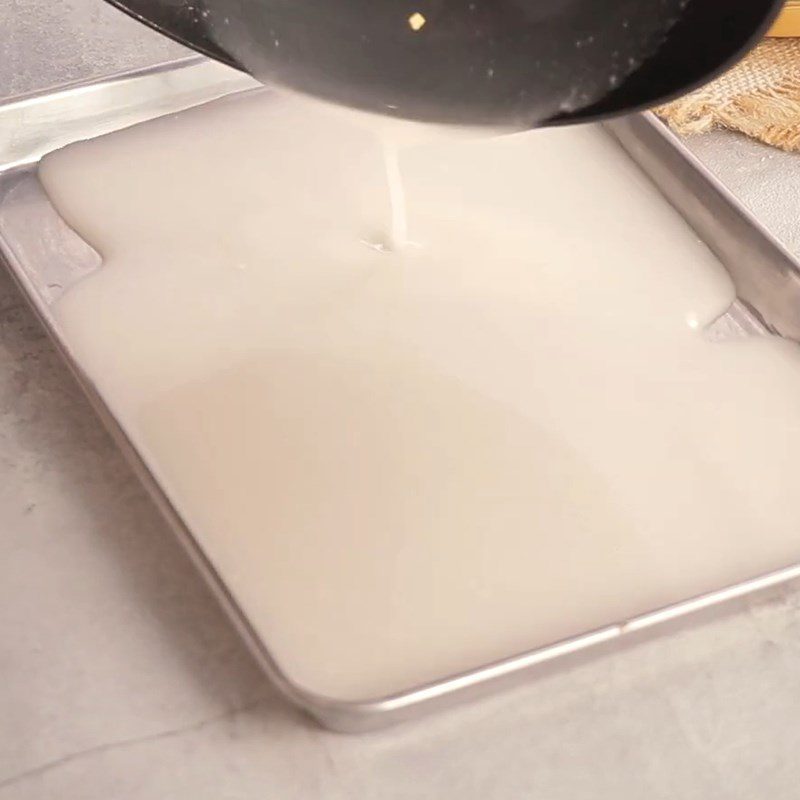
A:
[383,141,408,250]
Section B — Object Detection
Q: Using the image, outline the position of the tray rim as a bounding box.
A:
[3,59,800,732]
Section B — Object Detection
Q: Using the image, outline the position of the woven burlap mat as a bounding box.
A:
[656,38,800,151]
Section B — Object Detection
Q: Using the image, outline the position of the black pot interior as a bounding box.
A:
[551,0,783,125]
[104,0,783,127]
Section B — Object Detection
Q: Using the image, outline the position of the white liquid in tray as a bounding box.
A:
[39,90,800,701]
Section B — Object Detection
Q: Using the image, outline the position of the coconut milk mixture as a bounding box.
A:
[39,90,800,700]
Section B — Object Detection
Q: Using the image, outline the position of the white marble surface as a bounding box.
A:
[4,2,800,797]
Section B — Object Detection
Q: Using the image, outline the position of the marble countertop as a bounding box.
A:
[3,3,800,797]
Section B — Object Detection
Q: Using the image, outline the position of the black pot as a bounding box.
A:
[105,0,784,128]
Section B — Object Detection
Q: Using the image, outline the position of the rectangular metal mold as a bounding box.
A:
[3,57,800,733]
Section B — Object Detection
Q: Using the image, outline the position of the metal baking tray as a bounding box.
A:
[4,57,800,733]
